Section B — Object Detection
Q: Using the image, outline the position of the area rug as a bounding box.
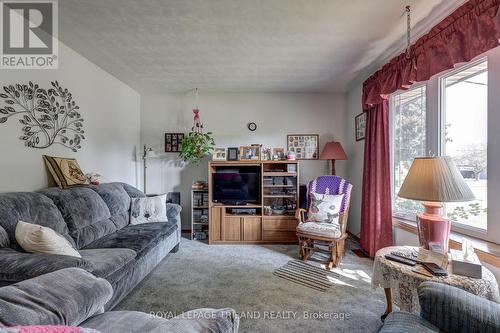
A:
[116,238,386,333]
[274,259,340,292]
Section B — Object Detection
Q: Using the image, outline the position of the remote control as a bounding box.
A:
[391,251,419,262]
[385,254,417,266]
[421,262,448,276]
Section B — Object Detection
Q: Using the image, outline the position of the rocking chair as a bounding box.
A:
[296,176,352,269]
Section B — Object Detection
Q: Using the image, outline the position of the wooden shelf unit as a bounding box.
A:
[191,188,209,241]
[208,160,299,244]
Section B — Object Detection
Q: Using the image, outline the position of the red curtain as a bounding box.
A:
[360,101,393,257]
[360,0,500,256]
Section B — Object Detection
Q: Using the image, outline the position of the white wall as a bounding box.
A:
[0,43,141,191]
[141,92,347,229]
[344,82,364,237]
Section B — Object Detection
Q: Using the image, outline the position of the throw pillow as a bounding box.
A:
[307,192,344,224]
[15,221,81,258]
[130,194,168,225]
[43,155,88,188]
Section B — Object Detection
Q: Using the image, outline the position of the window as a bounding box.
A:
[391,86,426,219]
[440,60,488,231]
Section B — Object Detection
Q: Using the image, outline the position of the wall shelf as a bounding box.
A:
[262,172,297,177]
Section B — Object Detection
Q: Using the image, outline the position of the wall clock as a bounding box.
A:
[247,122,257,131]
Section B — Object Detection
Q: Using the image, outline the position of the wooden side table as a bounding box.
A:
[372,246,500,320]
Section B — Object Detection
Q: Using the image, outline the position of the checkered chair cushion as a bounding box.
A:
[296,221,342,239]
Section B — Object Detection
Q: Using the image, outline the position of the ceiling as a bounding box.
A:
[58,0,464,93]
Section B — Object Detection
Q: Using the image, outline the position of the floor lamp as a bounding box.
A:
[143,145,157,194]
[320,141,347,175]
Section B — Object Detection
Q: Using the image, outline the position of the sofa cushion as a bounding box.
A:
[39,187,116,249]
[89,183,131,230]
[0,248,92,283]
[380,312,439,333]
[81,308,239,333]
[120,182,146,198]
[0,268,112,327]
[0,192,74,249]
[0,225,9,248]
[79,248,136,281]
[84,222,177,259]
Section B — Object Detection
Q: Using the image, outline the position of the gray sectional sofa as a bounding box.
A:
[0,267,239,332]
[0,182,181,309]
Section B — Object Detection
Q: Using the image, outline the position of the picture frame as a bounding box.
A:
[165,133,184,152]
[212,148,227,161]
[227,147,240,161]
[272,148,285,160]
[261,147,272,161]
[286,134,319,160]
[355,112,366,141]
[240,146,261,161]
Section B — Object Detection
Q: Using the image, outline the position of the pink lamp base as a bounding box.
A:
[417,202,451,253]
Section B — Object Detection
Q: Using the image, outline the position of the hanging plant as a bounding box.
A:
[179,90,215,165]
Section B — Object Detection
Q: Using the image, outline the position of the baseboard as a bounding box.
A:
[347,230,360,241]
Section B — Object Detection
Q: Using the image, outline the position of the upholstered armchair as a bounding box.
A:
[296,176,352,269]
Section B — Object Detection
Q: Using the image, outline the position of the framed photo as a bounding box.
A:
[272,148,285,160]
[355,112,366,141]
[261,147,272,161]
[240,146,260,161]
[165,133,184,152]
[286,134,319,159]
[212,148,227,161]
[227,147,239,161]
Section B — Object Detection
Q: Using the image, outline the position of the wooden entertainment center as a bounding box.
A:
[208,160,300,244]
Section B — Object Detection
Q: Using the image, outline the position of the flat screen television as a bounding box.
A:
[212,173,260,204]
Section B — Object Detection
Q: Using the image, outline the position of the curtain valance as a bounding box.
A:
[363,0,500,108]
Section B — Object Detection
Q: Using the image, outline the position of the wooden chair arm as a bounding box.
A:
[296,208,307,223]
[338,212,348,235]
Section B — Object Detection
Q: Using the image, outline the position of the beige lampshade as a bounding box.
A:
[398,157,475,202]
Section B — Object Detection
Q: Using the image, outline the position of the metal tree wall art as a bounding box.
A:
[0,81,84,152]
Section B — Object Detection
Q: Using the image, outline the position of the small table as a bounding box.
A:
[372,246,500,319]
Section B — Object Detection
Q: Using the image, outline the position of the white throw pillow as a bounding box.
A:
[15,221,81,258]
[130,194,167,225]
[307,193,344,224]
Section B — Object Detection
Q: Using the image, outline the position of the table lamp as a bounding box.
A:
[320,141,347,175]
[398,157,475,252]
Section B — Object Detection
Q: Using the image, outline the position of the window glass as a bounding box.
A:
[441,60,488,230]
[391,86,426,218]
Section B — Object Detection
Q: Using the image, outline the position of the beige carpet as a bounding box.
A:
[116,237,386,332]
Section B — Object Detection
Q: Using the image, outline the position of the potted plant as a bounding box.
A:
[179,105,215,165]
